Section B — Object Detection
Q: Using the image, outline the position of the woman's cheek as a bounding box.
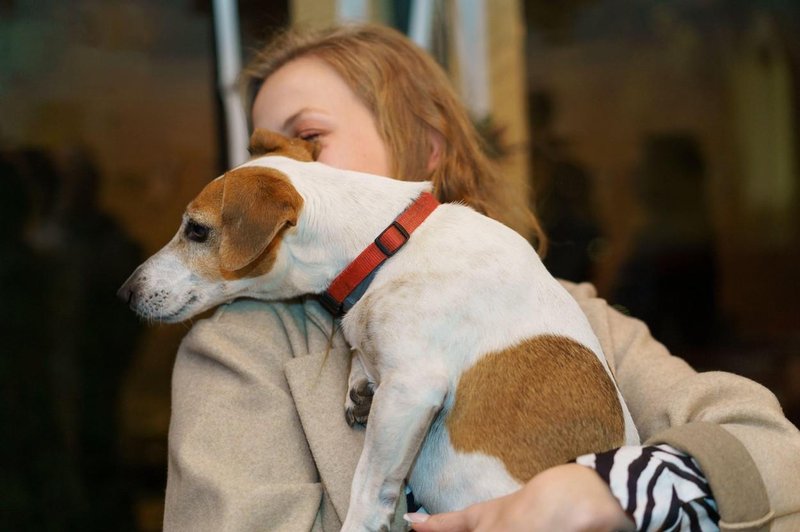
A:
[315,146,346,170]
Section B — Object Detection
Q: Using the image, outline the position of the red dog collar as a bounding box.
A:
[320,192,439,317]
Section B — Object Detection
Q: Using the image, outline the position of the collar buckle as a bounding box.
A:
[374,221,410,257]
[321,192,439,317]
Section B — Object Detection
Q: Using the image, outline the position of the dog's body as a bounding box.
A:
[120,132,639,532]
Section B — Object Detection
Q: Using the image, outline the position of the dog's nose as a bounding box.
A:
[117,285,133,305]
[117,284,133,306]
[117,276,137,307]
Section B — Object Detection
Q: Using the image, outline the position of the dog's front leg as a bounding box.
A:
[341,371,448,532]
[346,352,375,426]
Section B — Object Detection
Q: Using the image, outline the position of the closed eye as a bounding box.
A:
[298,131,320,142]
[184,220,210,243]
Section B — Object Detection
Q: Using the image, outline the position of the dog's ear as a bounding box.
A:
[219,166,303,272]
[248,128,320,162]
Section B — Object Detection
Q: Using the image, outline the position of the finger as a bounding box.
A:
[405,511,471,532]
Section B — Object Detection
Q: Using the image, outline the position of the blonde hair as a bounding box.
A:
[242,23,545,250]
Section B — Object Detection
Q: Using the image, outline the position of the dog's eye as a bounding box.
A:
[184,221,210,243]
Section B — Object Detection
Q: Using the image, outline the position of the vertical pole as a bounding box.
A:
[337,0,370,21]
[453,0,490,118]
[212,0,249,168]
[408,0,434,50]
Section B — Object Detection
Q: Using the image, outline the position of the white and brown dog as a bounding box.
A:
[119,130,639,531]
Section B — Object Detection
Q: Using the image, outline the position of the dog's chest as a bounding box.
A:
[339,283,428,384]
[341,310,385,384]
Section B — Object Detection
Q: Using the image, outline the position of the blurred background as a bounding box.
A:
[1,0,799,530]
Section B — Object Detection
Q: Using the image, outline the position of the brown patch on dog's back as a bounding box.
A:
[249,128,320,161]
[446,335,624,482]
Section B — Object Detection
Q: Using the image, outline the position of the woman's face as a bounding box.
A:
[252,56,392,177]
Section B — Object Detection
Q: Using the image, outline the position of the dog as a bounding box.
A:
[119,129,639,531]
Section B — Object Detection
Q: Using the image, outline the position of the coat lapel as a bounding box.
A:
[285,349,410,531]
[285,349,363,522]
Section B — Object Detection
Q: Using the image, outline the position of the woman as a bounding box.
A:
[164,24,800,531]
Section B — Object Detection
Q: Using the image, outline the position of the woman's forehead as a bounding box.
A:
[252,57,362,127]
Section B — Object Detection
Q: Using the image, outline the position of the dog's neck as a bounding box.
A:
[243,156,432,299]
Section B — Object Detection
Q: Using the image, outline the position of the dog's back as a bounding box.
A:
[341,202,638,512]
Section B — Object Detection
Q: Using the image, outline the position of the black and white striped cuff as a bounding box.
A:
[575,444,720,531]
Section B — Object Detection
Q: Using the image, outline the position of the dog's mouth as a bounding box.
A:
[158,294,200,323]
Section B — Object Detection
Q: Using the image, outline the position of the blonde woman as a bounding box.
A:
[165,24,800,531]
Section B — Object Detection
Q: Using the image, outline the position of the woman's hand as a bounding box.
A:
[405,463,635,532]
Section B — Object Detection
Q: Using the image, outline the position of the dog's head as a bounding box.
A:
[118,130,313,322]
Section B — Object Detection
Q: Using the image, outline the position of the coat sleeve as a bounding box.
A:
[163,298,337,532]
[565,281,800,532]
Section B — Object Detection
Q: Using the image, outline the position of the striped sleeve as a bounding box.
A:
[575,444,720,532]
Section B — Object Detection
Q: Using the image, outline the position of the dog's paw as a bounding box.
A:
[345,379,375,427]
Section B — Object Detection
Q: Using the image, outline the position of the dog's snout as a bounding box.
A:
[117,272,141,307]
[117,282,133,306]
[117,284,134,305]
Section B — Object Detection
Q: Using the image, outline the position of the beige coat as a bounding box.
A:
[163,281,800,532]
